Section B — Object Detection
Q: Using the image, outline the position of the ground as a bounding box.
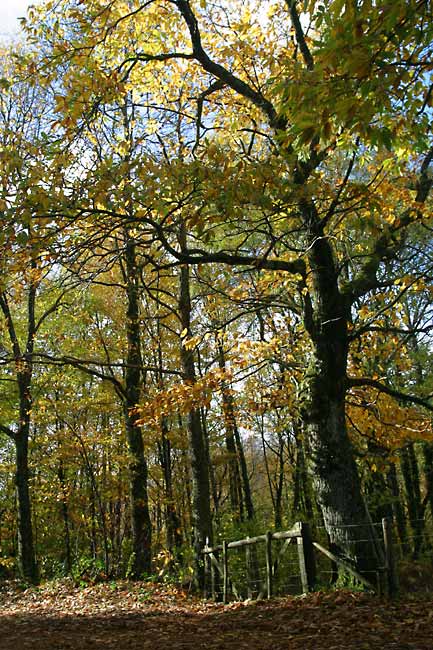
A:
[1,581,432,649]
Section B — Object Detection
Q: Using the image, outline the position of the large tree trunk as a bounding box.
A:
[300,199,381,582]
[123,232,152,577]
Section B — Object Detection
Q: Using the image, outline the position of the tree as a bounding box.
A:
[19,0,433,583]
[0,53,72,582]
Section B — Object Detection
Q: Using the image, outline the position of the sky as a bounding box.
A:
[0,0,33,38]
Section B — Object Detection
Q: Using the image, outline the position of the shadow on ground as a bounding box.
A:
[1,584,432,649]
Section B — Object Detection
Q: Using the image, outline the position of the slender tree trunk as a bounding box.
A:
[200,406,220,522]
[154,311,182,558]
[217,341,243,521]
[123,232,152,577]
[293,424,314,521]
[159,418,183,554]
[178,231,212,588]
[386,461,409,555]
[56,459,72,573]
[179,437,193,539]
[274,433,285,530]
[14,413,38,583]
[401,442,424,558]
[365,468,393,523]
[402,336,429,555]
[1,283,38,584]
[89,484,98,560]
[422,442,433,521]
[233,426,254,521]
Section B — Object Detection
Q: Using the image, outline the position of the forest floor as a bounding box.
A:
[1,580,432,650]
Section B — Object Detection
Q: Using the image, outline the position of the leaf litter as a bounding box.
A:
[0,581,432,649]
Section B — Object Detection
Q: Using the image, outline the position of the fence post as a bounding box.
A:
[382,517,398,598]
[245,537,252,599]
[265,531,273,599]
[223,540,229,604]
[297,522,316,593]
[204,537,210,599]
[211,548,219,601]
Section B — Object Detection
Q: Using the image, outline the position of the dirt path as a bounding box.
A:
[1,581,432,649]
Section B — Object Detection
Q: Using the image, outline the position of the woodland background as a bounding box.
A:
[0,0,432,597]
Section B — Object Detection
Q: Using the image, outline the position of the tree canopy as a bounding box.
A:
[0,0,432,588]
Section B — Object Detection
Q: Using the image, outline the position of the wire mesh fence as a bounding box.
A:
[314,521,388,592]
[203,516,433,602]
[390,516,433,595]
[203,524,308,602]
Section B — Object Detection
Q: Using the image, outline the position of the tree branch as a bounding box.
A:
[0,292,21,359]
[32,353,184,378]
[347,376,433,412]
[118,51,195,81]
[416,145,433,203]
[343,145,433,302]
[286,1,314,70]
[193,79,225,153]
[174,0,283,130]
[0,423,15,440]
[160,245,306,276]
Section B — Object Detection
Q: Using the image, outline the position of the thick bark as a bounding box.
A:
[167,0,433,586]
[123,233,152,577]
[178,249,212,588]
[300,199,381,581]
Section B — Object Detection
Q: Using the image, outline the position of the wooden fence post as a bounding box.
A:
[246,537,252,599]
[204,537,210,599]
[382,517,399,598]
[297,522,316,593]
[210,550,217,601]
[223,540,229,604]
[265,531,273,599]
